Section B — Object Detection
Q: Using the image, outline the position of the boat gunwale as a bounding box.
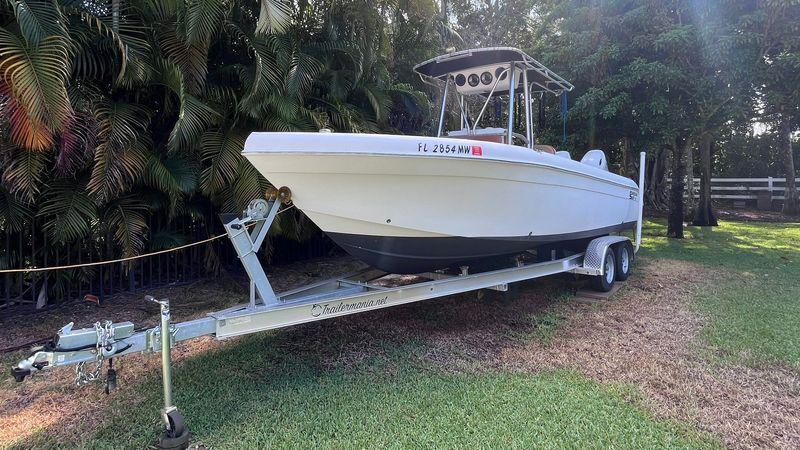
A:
[243,150,639,191]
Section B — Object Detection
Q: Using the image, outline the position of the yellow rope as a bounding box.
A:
[0,205,293,274]
[0,233,228,274]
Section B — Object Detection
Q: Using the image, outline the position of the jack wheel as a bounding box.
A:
[592,248,616,292]
[614,244,632,281]
[157,410,190,450]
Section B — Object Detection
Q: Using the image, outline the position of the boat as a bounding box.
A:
[243,47,641,274]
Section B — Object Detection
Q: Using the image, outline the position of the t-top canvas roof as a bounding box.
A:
[413,47,573,95]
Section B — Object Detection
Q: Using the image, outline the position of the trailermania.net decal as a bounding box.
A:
[417,142,483,156]
[310,295,389,318]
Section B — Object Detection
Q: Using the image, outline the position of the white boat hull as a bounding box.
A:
[244,133,640,273]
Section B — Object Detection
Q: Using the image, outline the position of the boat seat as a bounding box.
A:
[447,127,506,143]
[580,149,609,171]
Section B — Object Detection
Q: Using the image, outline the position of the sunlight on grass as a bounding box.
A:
[640,220,800,366]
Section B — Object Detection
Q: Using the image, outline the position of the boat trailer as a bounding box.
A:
[10,155,646,449]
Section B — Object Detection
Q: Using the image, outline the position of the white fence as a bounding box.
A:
[668,177,800,201]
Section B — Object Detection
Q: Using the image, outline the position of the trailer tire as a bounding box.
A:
[592,248,616,292]
[614,243,632,281]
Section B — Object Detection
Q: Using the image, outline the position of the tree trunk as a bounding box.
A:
[685,139,695,218]
[667,139,686,238]
[692,133,718,226]
[780,116,798,215]
[646,147,669,211]
[622,136,635,179]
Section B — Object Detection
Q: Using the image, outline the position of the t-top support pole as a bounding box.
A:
[506,62,516,145]
[635,151,646,252]
[437,76,450,137]
[522,68,532,148]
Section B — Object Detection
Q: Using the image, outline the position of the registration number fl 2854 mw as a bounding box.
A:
[418,143,482,156]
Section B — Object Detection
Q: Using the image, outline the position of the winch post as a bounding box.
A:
[222,198,283,307]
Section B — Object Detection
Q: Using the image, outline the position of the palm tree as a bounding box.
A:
[0,0,433,305]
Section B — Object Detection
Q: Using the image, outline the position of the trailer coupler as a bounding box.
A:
[11,319,136,381]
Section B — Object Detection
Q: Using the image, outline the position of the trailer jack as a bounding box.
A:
[148,295,190,449]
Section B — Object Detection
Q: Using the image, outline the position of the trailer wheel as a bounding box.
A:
[614,243,632,281]
[157,410,190,450]
[592,248,616,292]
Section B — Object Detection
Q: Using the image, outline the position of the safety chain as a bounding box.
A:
[74,320,115,386]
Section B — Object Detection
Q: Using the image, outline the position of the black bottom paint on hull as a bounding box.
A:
[327,222,637,274]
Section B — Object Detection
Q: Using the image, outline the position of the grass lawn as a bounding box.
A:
[19,335,716,450]
[640,220,800,366]
[8,219,800,449]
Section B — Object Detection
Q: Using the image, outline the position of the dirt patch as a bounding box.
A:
[716,208,800,223]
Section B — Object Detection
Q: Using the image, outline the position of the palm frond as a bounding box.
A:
[256,0,292,35]
[38,177,97,243]
[0,26,73,145]
[0,184,33,232]
[199,129,245,195]
[89,138,151,201]
[159,27,209,91]
[74,4,151,86]
[148,229,186,251]
[100,194,149,257]
[92,99,150,148]
[1,80,53,150]
[230,158,269,213]
[142,152,198,215]
[289,50,324,97]
[0,145,47,201]
[156,58,221,151]
[56,111,97,176]
[186,0,224,47]
[227,24,281,115]
[9,0,67,45]
[88,101,151,200]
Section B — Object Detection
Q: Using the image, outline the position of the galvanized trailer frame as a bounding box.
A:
[11,154,646,448]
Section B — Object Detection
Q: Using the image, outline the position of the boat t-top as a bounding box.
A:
[243,47,641,273]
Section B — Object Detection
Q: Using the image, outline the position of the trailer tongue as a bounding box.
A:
[10,154,645,449]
